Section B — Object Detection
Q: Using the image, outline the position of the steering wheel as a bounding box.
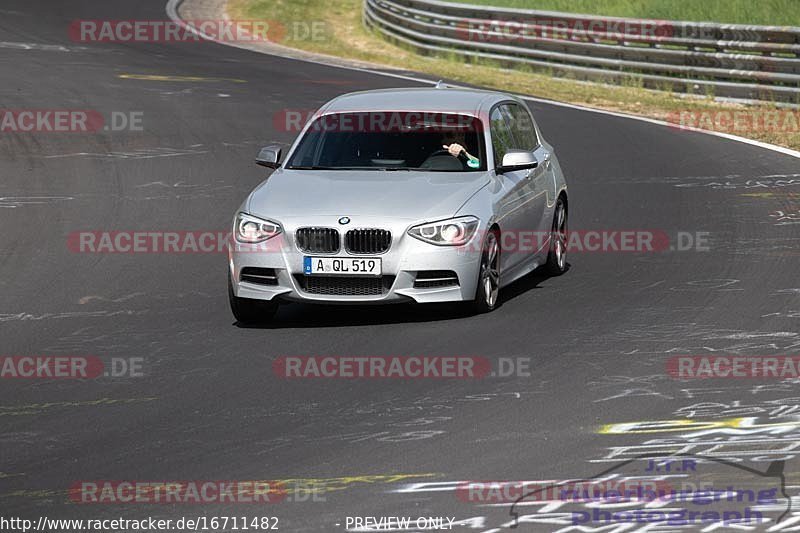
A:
[421,149,465,170]
[429,148,456,158]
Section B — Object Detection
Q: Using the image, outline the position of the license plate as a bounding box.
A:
[304,256,382,276]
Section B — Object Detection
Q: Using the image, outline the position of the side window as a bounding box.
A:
[490,106,514,167]
[507,104,539,151]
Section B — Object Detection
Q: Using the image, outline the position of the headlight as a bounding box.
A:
[408,216,479,246]
[234,212,282,243]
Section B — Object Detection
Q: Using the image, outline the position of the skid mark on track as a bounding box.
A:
[77,293,146,305]
[136,181,205,188]
[669,278,741,291]
[42,147,208,160]
[118,73,246,83]
[741,192,800,199]
[0,41,79,52]
[587,321,800,363]
[140,87,195,97]
[675,398,800,419]
[708,236,800,256]
[589,374,676,403]
[0,310,147,322]
[613,174,800,189]
[68,186,234,202]
[0,397,158,417]
[239,393,532,453]
[125,179,233,199]
[704,331,798,340]
[771,209,800,225]
[0,432,40,444]
[0,489,63,500]
[762,311,800,318]
[674,174,800,189]
[609,323,798,343]
[273,473,440,494]
[0,196,74,208]
[38,318,220,369]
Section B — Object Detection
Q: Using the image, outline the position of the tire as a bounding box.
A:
[545,196,568,275]
[470,229,500,314]
[228,274,279,324]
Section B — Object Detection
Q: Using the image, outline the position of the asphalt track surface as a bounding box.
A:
[2,0,800,531]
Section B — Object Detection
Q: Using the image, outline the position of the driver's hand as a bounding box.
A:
[443,143,465,157]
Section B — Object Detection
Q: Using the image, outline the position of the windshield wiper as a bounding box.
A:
[398,167,467,172]
[288,165,469,172]
[287,166,412,171]
[285,165,343,170]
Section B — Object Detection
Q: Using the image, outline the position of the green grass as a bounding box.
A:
[440,0,800,27]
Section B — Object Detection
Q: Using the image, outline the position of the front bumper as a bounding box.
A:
[229,216,482,304]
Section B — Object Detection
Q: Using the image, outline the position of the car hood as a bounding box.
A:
[246,169,490,220]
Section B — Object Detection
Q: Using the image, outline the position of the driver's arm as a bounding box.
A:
[443,143,477,162]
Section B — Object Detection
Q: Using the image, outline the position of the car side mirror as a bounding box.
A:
[255,145,282,169]
[497,150,538,173]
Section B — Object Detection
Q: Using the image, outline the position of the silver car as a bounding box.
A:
[228,86,568,323]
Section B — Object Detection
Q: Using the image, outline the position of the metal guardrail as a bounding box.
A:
[364,0,800,103]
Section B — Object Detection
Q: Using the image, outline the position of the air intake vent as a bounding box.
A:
[296,227,340,254]
[345,229,391,254]
[240,267,278,286]
[295,275,395,296]
[414,270,459,288]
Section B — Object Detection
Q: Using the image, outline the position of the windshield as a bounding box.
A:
[285,112,486,172]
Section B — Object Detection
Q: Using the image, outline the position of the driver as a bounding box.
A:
[442,131,480,168]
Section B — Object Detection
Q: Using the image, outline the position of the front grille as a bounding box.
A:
[345,229,391,254]
[240,267,278,286]
[295,227,339,254]
[414,270,460,289]
[295,275,395,296]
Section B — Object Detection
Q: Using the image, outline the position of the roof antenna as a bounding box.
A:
[435,80,448,89]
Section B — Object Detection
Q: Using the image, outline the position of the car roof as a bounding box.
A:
[319,87,514,115]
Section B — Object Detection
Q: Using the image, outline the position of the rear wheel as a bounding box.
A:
[228,274,279,324]
[471,230,500,314]
[545,197,568,275]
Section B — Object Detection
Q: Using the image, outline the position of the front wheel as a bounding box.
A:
[545,197,568,275]
[228,274,279,324]
[470,230,500,314]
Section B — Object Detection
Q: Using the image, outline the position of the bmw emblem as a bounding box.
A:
[338,216,351,225]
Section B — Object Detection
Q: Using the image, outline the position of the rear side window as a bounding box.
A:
[507,103,539,150]
[490,106,514,166]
